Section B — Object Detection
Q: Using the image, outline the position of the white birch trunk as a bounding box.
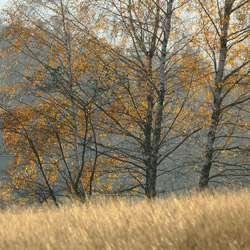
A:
[199,0,234,189]
[145,0,174,198]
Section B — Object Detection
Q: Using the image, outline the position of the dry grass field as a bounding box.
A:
[1,190,250,250]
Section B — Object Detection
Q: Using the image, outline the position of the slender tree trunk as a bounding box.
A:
[144,91,155,198]
[145,0,174,198]
[199,0,234,189]
[60,0,86,200]
[199,89,222,188]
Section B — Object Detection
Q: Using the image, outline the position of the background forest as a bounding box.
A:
[0,0,249,206]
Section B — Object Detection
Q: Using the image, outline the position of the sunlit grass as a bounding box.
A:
[1,190,250,249]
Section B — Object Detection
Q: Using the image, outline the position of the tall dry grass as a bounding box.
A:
[1,190,250,250]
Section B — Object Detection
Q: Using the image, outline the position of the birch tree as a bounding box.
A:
[84,0,202,198]
[192,0,250,188]
[0,0,118,203]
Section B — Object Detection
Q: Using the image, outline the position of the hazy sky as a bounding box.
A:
[0,0,10,10]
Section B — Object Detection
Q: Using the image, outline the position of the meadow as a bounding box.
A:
[1,190,250,250]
